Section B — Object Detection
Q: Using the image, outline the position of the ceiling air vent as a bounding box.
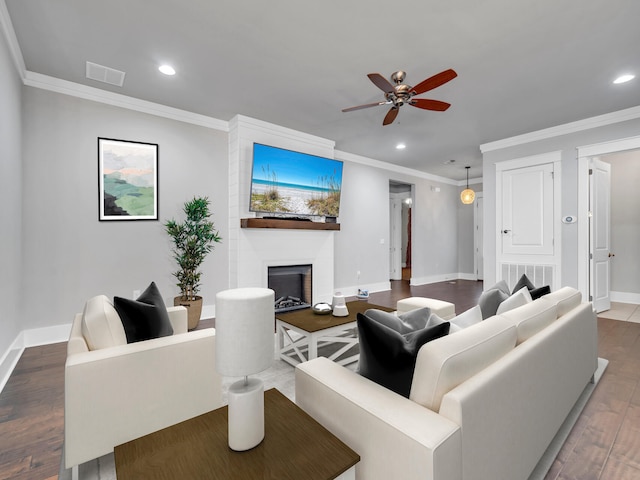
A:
[86,61,126,87]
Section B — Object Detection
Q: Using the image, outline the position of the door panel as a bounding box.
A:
[501,163,554,255]
[591,158,611,313]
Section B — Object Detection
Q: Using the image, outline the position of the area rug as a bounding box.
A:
[59,357,608,480]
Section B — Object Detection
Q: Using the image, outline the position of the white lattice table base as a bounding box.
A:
[276,319,359,367]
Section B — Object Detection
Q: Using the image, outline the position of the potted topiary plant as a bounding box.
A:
[165,196,222,330]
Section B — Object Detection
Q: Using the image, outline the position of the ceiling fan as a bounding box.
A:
[342,69,457,126]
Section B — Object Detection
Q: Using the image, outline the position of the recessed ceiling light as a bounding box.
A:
[159,64,176,76]
[613,74,635,84]
[396,143,406,150]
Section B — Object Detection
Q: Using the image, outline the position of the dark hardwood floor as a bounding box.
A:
[1,279,639,479]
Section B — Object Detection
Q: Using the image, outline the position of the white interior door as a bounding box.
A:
[501,163,554,255]
[590,158,612,313]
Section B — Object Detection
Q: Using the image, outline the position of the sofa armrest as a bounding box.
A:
[295,357,462,480]
[167,305,188,333]
[64,328,221,469]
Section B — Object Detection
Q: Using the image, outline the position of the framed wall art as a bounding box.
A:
[98,137,158,221]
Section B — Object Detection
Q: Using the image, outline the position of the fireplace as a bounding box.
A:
[268,265,312,313]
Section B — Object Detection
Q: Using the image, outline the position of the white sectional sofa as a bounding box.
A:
[295,287,598,480]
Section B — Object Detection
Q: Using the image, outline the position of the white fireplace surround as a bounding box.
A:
[228,116,338,305]
[236,229,334,305]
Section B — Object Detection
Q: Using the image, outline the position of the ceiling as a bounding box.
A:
[4,0,640,181]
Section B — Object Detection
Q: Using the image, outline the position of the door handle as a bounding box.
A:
[608,252,616,258]
[502,229,511,234]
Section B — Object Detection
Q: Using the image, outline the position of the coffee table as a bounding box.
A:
[276,300,394,366]
[114,388,359,479]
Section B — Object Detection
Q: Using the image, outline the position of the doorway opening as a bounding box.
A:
[389,181,413,284]
[577,137,640,313]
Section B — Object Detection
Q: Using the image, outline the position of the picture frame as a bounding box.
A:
[98,137,159,221]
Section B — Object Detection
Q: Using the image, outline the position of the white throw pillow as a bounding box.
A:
[496,287,532,315]
[81,295,127,350]
[449,305,482,330]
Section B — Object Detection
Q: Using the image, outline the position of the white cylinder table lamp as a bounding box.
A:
[215,287,275,451]
[332,292,349,317]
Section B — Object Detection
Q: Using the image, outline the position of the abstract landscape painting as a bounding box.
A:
[98,138,158,221]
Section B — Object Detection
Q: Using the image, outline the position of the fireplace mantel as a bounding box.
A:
[240,218,340,231]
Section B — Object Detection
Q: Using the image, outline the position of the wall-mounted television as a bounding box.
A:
[249,143,343,217]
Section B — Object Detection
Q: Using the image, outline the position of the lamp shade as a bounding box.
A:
[215,288,274,377]
[460,188,475,204]
[460,165,475,205]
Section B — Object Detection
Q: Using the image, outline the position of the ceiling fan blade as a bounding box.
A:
[411,69,457,95]
[409,98,451,111]
[342,101,388,113]
[367,73,395,93]
[383,107,399,125]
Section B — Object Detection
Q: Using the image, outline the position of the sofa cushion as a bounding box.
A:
[409,315,517,412]
[81,295,127,351]
[364,307,431,334]
[114,282,174,343]
[356,312,450,398]
[496,286,532,315]
[478,287,509,319]
[497,298,558,344]
[538,286,582,317]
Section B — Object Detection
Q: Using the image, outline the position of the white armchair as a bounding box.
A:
[64,295,222,470]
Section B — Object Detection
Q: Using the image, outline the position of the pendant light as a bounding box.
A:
[460,166,475,204]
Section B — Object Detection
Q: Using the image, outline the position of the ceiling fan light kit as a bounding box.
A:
[342,68,457,126]
[460,166,475,205]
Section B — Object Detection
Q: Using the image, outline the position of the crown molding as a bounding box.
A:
[230,115,335,150]
[480,104,640,153]
[0,0,26,78]
[335,149,462,186]
[23,71,229,131]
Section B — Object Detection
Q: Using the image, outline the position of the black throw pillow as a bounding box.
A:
[531,285,551,300]
[114,281,173,343]
[356,312,450,397]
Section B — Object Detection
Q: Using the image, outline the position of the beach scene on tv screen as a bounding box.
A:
[250,144,343,217]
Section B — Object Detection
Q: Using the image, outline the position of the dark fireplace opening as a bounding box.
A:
[268,264,312,313]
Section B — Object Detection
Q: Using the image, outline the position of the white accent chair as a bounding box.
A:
[64,295,222,473]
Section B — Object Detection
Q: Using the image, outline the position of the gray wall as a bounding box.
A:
[457,183,482,276]
[21,88,229,330]
[334,162,462,291]
[411,178,459,281]
[607,150,640,294]
[334,161,391,289]
[0,28,22,356]
[482,117,640,289]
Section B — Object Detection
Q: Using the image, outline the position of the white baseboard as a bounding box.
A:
[335,281,391,299]
[457,273,479,281]
[23,323,72,347]
[0,323,71,395]
[611,291,640,305]
[201,304,216,321]
[410,272,476,286]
